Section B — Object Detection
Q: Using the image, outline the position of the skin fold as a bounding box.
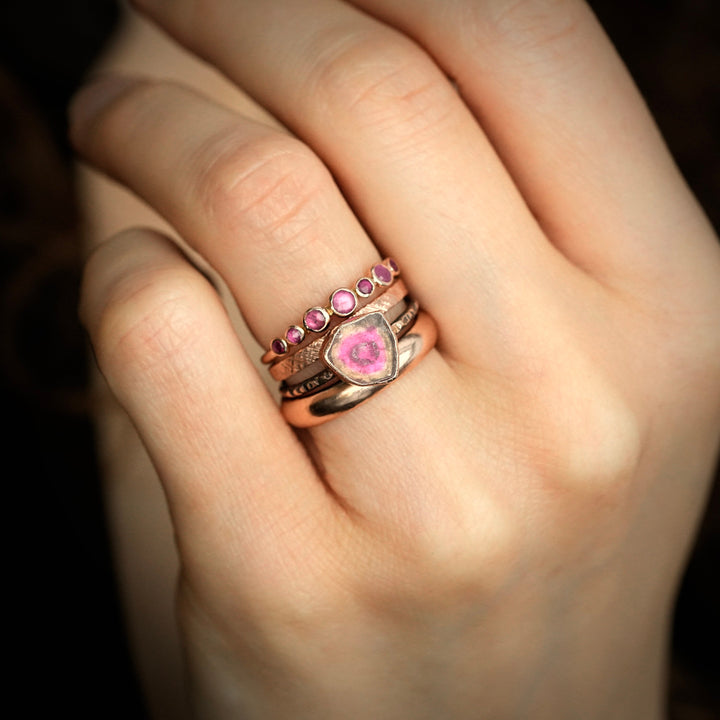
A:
[73,2,720,718]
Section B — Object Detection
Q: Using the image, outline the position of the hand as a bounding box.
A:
[70,1,720,718]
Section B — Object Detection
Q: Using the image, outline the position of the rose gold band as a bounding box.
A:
[280,311,437,427]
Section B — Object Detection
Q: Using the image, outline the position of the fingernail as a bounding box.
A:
[69,74,138,144]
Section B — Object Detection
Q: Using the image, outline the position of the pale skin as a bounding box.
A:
[71,1,720,718]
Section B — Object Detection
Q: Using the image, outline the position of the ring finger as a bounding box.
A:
[72,78,381,345]
[71,78,469,519]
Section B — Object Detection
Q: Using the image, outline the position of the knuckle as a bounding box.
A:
[93,262,208,388]
[194,132,330,255]
[510,384,644,568]
[489,317,645,498]
[418,520,521,601]
[521,367,644,498]
[304,26,456,137]
[360,492,523,609]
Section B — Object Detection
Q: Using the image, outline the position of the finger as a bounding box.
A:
[80,228,336,575]
[71,77,387,355]
[71,78,487,525]
[130,0,566,353]
[346,0,718,288]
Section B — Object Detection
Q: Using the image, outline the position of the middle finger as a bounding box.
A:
[134,0,565,359]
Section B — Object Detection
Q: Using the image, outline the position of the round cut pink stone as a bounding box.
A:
[356,277,374,297]
[388,258,399,273]
[372,263,392,285]
[286,326,304,345]
[304,307,329,332]
[330,288,357,316]
[271,338,287,355]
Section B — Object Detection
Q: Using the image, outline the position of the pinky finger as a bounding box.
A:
[80,228,332,576]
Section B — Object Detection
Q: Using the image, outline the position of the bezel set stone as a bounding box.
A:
[371,263,393,286]
[330,288,358,316]
[322,311,399,387]
[304,307,330,332]
[286,325,305,345]
[355,277,374,297]
[265,259,399,358]
[271,338,288,355]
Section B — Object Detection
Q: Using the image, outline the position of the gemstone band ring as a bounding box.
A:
[261,258,400,363]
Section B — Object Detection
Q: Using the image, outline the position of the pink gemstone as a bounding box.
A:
[271,338,287,355]
[330,288,357,316]
[356,277,374,297]
[338,328,385,374]
[372,263,392,285]
[304,307,330,332]
[286,326,304,345]
[322,312,399,386]
[388,258,399,273]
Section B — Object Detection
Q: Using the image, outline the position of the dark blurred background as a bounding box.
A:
[0,1,718,717]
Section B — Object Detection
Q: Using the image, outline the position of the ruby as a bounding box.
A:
[372,263,392,285]
[356,277,374,297]
[304,307,330,332]
[388,258,399,273]
[330,288,357,316]
[271,338,287,355]
[286,326,304,345]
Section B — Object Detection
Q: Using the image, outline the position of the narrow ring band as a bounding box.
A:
[280,311,437,427]
[262,257,400,363]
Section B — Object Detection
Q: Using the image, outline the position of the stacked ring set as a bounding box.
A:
[262,259,437,426]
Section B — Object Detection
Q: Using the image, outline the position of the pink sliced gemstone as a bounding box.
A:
[339,329,386,374]
[304,307,330,332]
[271,338,287,355]
[286,326,304,345]
[330,288,357,316]
[388,258,399,273]
[372,263,392,285]
[356,277,374,297]
[322,312,399,386]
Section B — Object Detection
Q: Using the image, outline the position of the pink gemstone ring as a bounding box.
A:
[261,258,400,364]
[261,257,436,425]
[280,299,420,399]
[268,280,408,382]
